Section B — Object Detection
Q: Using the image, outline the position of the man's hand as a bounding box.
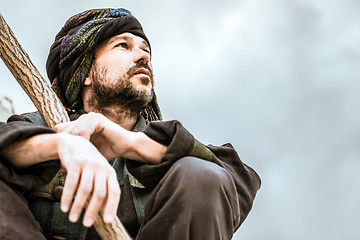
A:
[0,132,120,228]
[54,112,132,160]
[57,133,120,227]
[55,112,167,164]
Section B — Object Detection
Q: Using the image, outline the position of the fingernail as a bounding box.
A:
[69,214,78,222]
[61,204,68,212]
[84,218,93,227]
[104,214,113,223]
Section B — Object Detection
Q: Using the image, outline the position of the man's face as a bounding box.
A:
[85,32,154,113]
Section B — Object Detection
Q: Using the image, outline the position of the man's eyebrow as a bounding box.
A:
[141,39,150,50]
[108,36,130,45]
[108,36,149,50]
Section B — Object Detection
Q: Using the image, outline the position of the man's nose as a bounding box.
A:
[133,47,150,64]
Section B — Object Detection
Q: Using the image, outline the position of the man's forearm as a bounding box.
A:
[99,120,167,164]
[0,133,62,168]
[54,113,168,164]
[126,132,167,164]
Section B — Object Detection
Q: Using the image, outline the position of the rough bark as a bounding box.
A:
[0,13,131,240]
[0,14,69,127]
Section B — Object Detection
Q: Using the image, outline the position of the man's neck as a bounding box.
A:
[85,105,138,131]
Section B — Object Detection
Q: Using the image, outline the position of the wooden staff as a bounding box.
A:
[0,13,131,240]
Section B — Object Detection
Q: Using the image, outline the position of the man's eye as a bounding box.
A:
[143,48,150,54]
[117,43,128,48]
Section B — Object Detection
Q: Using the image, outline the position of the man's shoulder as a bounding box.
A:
[22,111,45,125]
[7,111,47,127]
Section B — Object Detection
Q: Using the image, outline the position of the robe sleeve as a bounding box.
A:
[126,120,261,226]
[0,114,60,193]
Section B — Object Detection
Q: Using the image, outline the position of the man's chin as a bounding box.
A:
[134,83,153,97]
[131,74,153,86]
[141,90,154,105]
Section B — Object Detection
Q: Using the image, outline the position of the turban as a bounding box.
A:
[46,8,161,121]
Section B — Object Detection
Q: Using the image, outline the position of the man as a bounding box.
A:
[0,8,261,240]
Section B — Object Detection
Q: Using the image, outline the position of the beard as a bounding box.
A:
[87,62,155,117]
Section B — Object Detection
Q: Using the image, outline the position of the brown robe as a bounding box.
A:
[0,113,261,239]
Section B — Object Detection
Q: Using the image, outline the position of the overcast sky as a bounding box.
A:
[1,0,360,239]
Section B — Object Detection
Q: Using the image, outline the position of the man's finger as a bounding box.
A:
[57,122,93,140]
[73,126,92,140]
[68,169,94,223]
[82,171,107,227]
[54,122,69,132]
[61,166,81,213]
[54,123,76,134]
[103,170,121,223]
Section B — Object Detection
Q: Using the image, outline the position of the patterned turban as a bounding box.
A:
[46,8,161,121]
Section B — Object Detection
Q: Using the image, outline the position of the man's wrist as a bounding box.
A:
[131,132,166,164]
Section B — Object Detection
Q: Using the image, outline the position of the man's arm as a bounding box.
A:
[1,133,62,168]
[0,130,120,228]
[54,112,168,164]
[54,112,260,227]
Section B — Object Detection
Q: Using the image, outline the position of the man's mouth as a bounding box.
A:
[133,68,151,78]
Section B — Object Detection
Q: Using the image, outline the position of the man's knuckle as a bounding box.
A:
[93,163,105,171]
[109,185,120,195]
[66,182,77,190]
[110,167,117,174]
[81,184,93,193]
[95,191,107,200]
[66,176,79,186]
[72,157,85,165]
[107,167,116,175]
[79,113,88,119]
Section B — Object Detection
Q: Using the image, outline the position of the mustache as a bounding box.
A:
[127,62,153,78]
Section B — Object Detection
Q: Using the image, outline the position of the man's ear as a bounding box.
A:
[84,76,92,86]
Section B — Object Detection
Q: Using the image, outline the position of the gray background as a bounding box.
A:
[1,0,360,239]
